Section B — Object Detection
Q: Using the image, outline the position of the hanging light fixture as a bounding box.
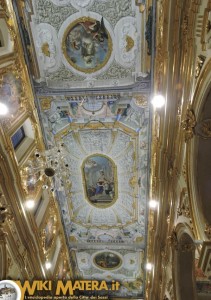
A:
[25,144,71,192]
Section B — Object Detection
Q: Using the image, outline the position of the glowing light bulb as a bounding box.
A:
[45,262,52,270]
[149,200,158,209]
[0,102,9,115]
[146,263,153,271]
[151,95,165,108]
[25,200,35,209]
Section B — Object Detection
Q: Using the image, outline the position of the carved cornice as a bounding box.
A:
[0,0,72,280]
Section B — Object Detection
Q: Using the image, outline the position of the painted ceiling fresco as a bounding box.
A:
[37,94,149,297]
[18,0,148,90]
[15,0,152,298]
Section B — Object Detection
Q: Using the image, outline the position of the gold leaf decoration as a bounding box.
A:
[129,176,137,188]
[126,35,134,52]
[41,42,50,57]
[181,108,196,142]
[134,94,148,107]
[40,97,52,111]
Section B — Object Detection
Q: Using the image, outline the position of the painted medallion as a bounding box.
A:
[82,155,117,208]
[63,17,112,73]
[94,252,122,270]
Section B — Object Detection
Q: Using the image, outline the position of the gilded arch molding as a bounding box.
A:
[186,58,211,241]
[171,224,197,300]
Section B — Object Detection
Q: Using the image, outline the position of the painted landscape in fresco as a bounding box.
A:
[64,17,111,73]
[83,155,116,207]
[94,252,122,270]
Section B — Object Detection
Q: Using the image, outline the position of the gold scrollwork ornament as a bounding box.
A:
[195,55,206,78]
[168,229,178,250]
[181,108,196,142]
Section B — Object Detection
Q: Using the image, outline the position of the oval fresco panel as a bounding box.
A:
[94,252,122,270]
[82,155,117,208]
[62,17,112,73]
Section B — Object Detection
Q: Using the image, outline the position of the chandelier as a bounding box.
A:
[24,144,71,192]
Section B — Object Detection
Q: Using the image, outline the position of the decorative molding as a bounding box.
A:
[61,16,113,74]
[181,108,196,142]
[0,206,13,232]
[195,55,206,78]
[177,188,191,219]
[34,0,77,32]
[89,0,133,28]
[168,229,178,250]
[133,94,148,107]
[168,229,195,252]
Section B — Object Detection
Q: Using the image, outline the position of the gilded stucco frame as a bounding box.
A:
[81,153,118,209]
[62,17,113,74]
[93,251,123,271]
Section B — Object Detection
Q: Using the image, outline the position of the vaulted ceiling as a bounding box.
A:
[14,0,153,297]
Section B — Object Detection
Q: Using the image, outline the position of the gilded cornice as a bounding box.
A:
[185,59,211,243]
[150,0,203,298]
[147,0,170,298]
[0,0,71,280]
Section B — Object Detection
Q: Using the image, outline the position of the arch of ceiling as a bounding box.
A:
[186,58,211,241]
[172,224,197,300]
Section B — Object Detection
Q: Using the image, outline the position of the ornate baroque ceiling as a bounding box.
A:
[21,0,148,90]
[15,0,153,298]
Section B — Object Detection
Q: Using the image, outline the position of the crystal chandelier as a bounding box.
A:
[25,144,70,192]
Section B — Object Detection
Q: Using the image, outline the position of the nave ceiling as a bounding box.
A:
[1,0,211,299]
[13,0,153,298]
